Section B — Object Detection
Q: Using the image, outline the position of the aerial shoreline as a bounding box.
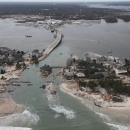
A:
[57,51,130,116]
[0,12,130,130]
[60,82,130,116]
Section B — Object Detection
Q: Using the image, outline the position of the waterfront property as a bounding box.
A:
[114,65,127,75]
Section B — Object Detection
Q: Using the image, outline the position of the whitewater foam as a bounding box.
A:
[0,126,32,130]
[50,105,76,119]
[106,123,130,130]
[95,112,111,122]
[0,110,40,127]
[60,86,130,130]
[54,114,60,118]
[47,93,76,119]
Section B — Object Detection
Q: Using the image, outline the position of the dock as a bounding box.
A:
[39,28,62,61]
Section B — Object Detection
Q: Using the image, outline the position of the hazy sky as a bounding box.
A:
[0,0,130,2]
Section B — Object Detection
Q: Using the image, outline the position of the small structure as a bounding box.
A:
[114,65,127,75]
[76,72,85,78]
[76,66,85,72]
[64,72,74,80]
[93,64,106,71]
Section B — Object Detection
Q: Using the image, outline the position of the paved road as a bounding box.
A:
[39,28,62,61]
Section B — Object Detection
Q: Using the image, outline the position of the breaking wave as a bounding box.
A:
[0,126,32,130]
[47,94,76,119]
[0,109,40,127]
[106,123,130,130]
[64,89,130,130]
[50,105,76,119]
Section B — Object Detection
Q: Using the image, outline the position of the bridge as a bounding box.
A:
[39,28,62,61]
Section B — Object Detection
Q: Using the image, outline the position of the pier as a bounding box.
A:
[39,28,62,61]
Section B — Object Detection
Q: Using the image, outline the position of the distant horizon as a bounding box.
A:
[0,0,130,3]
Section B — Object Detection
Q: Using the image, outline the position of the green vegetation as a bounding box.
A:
[7,61,13,66]
[78,60,106,79]
[31,56,39,64]
[104,17,118,23]
[79,80,87,87]
[98,79,130,96]
[91,73,104,79]
[78,79,130,96]
[87,81,97,91]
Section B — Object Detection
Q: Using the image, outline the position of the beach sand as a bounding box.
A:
[0,65,26,116]
[0,96,24,116]
[60,82,130,115]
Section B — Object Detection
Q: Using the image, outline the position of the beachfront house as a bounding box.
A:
[92,64,106,71]
[114,65,127,75]
[97,56,107,64]
[76,72,85,78]
[76,66,86,72]
[64,72,74,80]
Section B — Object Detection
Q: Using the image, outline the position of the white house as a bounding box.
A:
[114,65,127,75]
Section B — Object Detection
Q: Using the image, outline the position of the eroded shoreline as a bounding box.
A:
[60,82,130,116]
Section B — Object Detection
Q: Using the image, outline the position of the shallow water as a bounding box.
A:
[0,19,130,130]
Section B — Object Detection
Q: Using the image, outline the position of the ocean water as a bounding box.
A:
[0,19,130,130]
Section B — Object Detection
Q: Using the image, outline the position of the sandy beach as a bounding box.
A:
[0,64,29,116]
[60,81,130,115]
